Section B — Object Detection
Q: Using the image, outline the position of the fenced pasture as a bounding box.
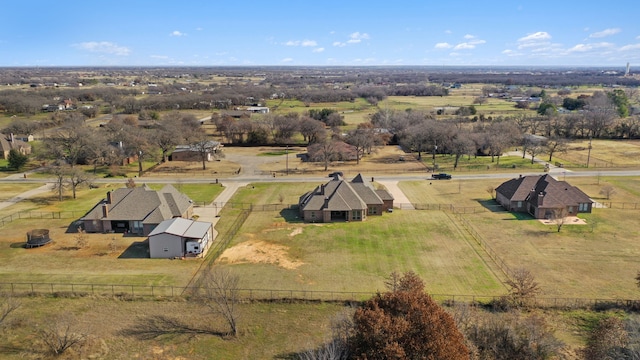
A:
[465,208,640,299]
[398,176,640,299]
[555,139,640,169]
[212,209,505,295]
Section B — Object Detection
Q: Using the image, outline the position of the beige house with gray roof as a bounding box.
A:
[298,174,393,223]
[81,184,193,236]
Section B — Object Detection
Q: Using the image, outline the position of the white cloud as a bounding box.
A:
[285,39,317,47]
[312,47,325,53]
[620,43,640,51]
[444,30,452,34]
[454,43,476,50]
[463,34,475,40]
[281,57,293,63]
[333,41,346,47]
[73,41,131,56]
[518,31,552,43]
[589,28,621,38]
[347,32,370,44]
[435,42,453,49]
[170,30,186,37]
[567,42,614,53]
[150,55,169,59]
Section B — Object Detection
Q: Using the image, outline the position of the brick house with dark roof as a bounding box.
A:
[81,184,193,235]
[0,133,32,159]
[495,174,593,219]
[298,173,394,223]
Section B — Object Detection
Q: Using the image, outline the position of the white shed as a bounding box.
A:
[148,217,213,259]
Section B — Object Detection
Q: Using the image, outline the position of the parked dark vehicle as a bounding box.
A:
[431,173,452,180]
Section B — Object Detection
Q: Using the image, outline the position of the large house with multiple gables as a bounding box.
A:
[0,133,32,159]
[81,184,194,236]
[298,174,393,223]
[495,174,593,219]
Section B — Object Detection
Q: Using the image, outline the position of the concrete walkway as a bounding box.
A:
[378,180,415,210]
[192,181,248,229]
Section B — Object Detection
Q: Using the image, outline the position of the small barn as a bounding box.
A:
[148,217,213,259]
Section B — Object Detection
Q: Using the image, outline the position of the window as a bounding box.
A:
[517,201,522,208]
[369,207,377,214]
[163,247,169,252]
[352,210,361,220]
[579,203,588,212]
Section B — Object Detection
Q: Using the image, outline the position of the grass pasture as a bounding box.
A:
[0,296,347,360]
[214,208,504,296]
[467,208,640,299]
[399,176,640,299]
[555,139,640,169]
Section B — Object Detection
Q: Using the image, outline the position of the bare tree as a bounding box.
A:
[545,136,568,162]
[68,167,93,199]
[38,313,89,356]
[524,135,548,164]
[197,267,240,337]
[505,268,541,308]
[50,165,68,201]
[551,207,569,232]
[190,134,220,170]
[486,185,496,199]
[0,293,20,330]
[74,227,88,249]
[600,185,616,200]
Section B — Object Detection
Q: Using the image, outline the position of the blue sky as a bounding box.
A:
[1,1,639,68]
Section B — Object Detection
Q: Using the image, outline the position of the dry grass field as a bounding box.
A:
[399,175,640,299]
[555,139,640,168]
[0,296,345,360]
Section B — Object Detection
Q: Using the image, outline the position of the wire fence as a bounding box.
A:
[1,282,638,311]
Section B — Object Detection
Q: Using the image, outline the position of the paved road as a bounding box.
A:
[1,150,639,213]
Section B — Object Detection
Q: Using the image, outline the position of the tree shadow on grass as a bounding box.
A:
[118,240,149,259]
[120,315,226,340]
[9,242,27,249]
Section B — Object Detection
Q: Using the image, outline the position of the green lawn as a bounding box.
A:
[214,209,504,296]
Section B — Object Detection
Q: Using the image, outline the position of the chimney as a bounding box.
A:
[106,191,112,204]
[102,204,109,218]
[324,196,329,208]
[10,133,14,143]
[538,192,544,206]
[320,184,325,195]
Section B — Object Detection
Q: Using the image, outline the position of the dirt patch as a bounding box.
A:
[289,227,303,237]
[538,216,587,225]
[217,239,304,269]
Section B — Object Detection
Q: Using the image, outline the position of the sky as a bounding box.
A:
[1,1,639,68]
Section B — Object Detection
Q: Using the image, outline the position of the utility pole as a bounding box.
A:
[432,141,437,170]
[586,137,592,168]
[285,145,289,175]
[138,150,143,177]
